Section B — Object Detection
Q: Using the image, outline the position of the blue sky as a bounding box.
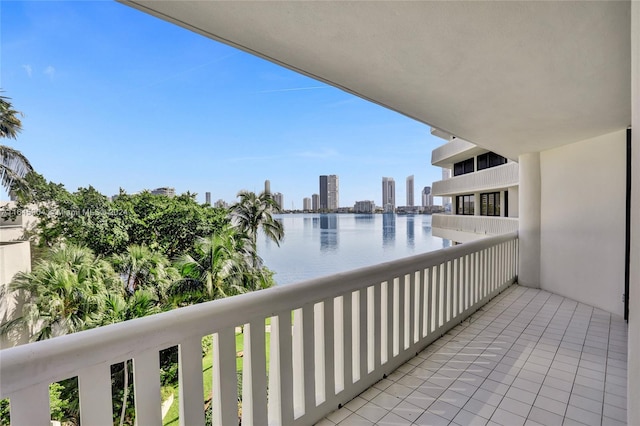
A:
[1,1,445,208]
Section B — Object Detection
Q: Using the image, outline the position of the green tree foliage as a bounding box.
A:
[0,91,33,196]
[112,191,228,258]
[13,174,228,259]
[1,245,122,341]
[171,225,254,305]
[230,190,284,252]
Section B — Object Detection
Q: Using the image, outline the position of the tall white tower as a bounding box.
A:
[406,175,414,207]
[382,177,396,213]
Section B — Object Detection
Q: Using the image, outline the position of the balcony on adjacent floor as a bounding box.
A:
[0,232,627,426]
[433,162,519,197]
[432,214,519,243]
[431,139,487,169]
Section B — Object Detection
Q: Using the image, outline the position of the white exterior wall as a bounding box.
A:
[540,130,626,316]
[628,2,639,424]
[0,241,31,348]
[518,153,541,288]
[508,187,519,218]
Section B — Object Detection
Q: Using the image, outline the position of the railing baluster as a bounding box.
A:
[399,275,407,351]
[411,269,424,345]
[359,288,367,379]
[323,298,335,401]
[333,296,344,394]
[302,304,315,413]
[9,383,50,425]
[425,267,432,335]
[179,337,206,426]
[366,286,375,373]
[242,320,267,426]
[79,363,112,426]
[268,312,294,426]
[373,283,382,368]
[442,262,449,325]
[392,279,400,357]
[384,281,393,363]
[212,329,238,426]
[292,308,304,418]
[313,303,325,405]
[434,265,441,329]
[379,282,387,364]
[410,270,418,346]
[343,292,353,388]
[134,349,161,426]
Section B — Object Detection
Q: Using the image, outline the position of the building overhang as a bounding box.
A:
[120,1,631,160]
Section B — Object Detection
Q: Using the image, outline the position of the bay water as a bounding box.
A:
[257,213,450,286]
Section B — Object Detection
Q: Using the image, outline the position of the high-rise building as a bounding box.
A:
[205,192,211,205]
[382,177,395,213]
[328,175,339,210]
[354,200,375,213]
[319,176,328,210]
[312,194,319,212]
[406,175,414,207]
[303,197,311,211]
[319,175,339,211]
[422,186,433,207]
[273,192,284,210]
[264,180,271,194]
[151,187,175,197]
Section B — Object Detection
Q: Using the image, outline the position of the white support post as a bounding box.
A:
[9,384,50,425]
[180,337,206,426]
[242,321,268,425]
[212,329,238,426]
[79,363,113,426]
[518,152,542,288]
[134,350,162,426]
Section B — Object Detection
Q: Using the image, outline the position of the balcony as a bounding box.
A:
[433,162,519,197]
[0,232,627,426]
[318,285,628,426]
[432,214,519,243]
[431,139,487,168]
[0,233,518,425]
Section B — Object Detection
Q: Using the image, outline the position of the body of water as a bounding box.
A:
[257,213,450,285]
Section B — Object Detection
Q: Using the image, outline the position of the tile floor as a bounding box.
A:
[316,285,628,426]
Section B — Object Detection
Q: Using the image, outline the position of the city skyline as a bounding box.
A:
[0,1,448,207]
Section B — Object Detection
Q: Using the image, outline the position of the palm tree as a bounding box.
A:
[171,225,252,305]
[0,92,33,196]
[229,190,284,264]
[110,245,178,301]
[0,245,121,341]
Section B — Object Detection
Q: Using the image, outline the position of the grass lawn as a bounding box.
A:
[163,329,271,426]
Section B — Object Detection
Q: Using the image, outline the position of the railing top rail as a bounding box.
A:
[0,232,518,396]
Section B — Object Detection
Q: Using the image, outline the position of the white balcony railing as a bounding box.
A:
[432,214,519,236]
[0,233,518,426]
[432,162,519,196]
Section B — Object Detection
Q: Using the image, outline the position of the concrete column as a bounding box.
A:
[628,2,639,424]
[474,193,481,216]
[518,152,541,288]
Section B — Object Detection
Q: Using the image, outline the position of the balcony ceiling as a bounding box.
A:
[121,1,631,160]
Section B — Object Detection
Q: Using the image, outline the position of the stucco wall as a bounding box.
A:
[508,186,519,218]
[540,129,626,316]
[628,2,639,424]
[0,241,31,347]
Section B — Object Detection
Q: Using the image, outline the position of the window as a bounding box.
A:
[453,158,474,176]
[456,194,475,215]
[477,152,507,171]
[480,192,501,216]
